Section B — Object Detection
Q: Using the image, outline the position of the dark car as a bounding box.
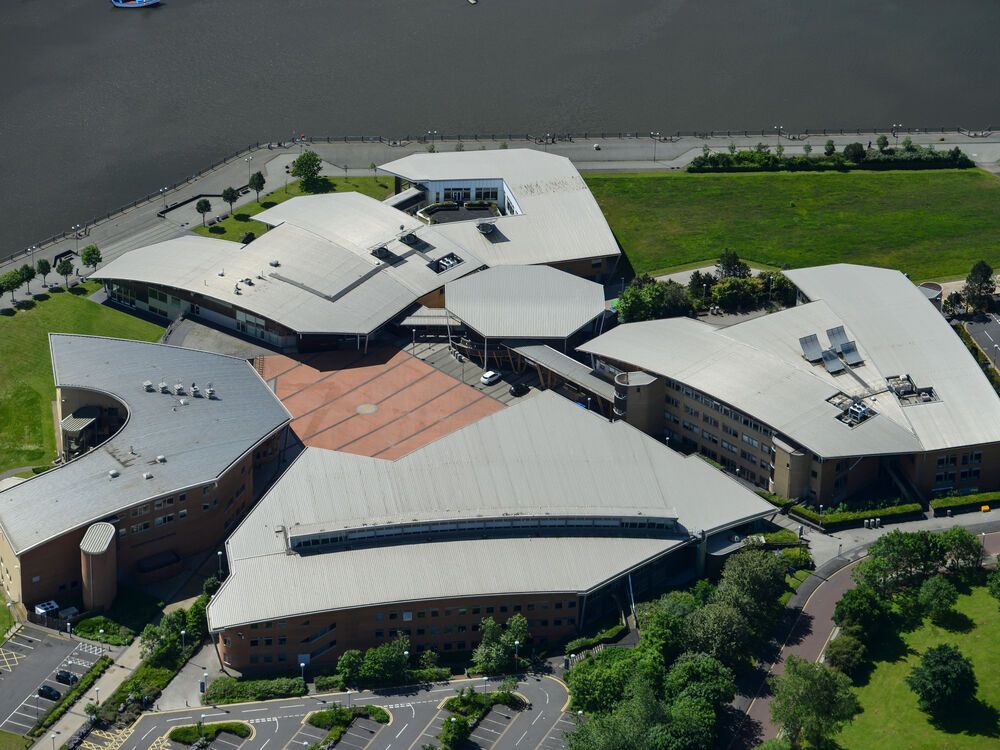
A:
[509,382,529,397]
[55,670,79,686]
[38,685,61,701]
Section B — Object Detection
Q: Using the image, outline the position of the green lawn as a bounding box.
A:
[193,175,393,242]
[584,169,1000,282]
[0,598,14,637]
[838,585,1000,750]
[0,282,163,474]
[0,731,30,750]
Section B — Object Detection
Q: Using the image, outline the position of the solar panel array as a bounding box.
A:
[841,340,864,366]
[799,334,823,363]
[826,325,850,353]
[822,348,846,374]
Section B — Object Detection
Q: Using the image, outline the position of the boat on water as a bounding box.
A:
[110,0,161,8]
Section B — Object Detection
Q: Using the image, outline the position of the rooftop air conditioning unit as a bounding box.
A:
[142,380,154,392]
[156,455,166,463]
[108,469,120,479]
[191,385,201,397]
[476,221,495,235]
[179,398,189,406]
[158,382,169,393]
[401,233,418,246]
[206,387,216,399]
[143,472,153,480]
[173,383,184,395]
[269,259,280,267]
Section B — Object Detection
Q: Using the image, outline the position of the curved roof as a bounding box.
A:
[207,391,773,629]
[0,335,290,554]
[80,522,116,555]
[445,266,605,340]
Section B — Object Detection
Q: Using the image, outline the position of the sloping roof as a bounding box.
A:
[379,149,621,267]
[512,345,616,402]
[207,391,772,629]
[445,266,605,339]
[0,335,290,554]
[93,193,482,337]
[580,264,1000,457]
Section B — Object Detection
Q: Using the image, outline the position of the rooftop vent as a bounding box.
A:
[142,380,154,392]
[269,259,280,267]
[108,469,120,479]
[206,387,216,399]
[155,455,166,463]
[218,269,225,277]
[476,221,495,235]
[143,472,153,480]
[191,384,201,397]
[371,245,392,260]
[172,383,184,395]
[179,398,189,406]
[400,232,418,246]
[158,382,169,393]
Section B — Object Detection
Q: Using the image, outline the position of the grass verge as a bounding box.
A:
[0,731,30,750]
[0,281,163,474]
[838,585,1000,750]
[192,176,393,242]
[169,722,251,745]
[584,169,1000,281]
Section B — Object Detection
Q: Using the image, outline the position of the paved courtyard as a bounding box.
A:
[260,345,506,460]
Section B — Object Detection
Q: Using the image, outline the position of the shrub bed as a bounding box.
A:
[930,491,1000,516]
[564,623,626,654]
[73,617,133,646]
[313,674,345,693]
[306,706,389,748]
[688,145,974,173]
[168,722,251,745]
[953,323,1000,396]
[406,666,451,684]
[756,490,797,510]
[29,656,113,736]
[203,676,306,705]
[791,502,923,530]
[443,688,525,723]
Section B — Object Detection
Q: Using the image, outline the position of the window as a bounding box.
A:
[375,630,384,638]
[179,509,187,519]
[403,611,413,622]
[475,187,498,202]
[375,612,384,622]
[250,639,259,648]
[278,637,287,646]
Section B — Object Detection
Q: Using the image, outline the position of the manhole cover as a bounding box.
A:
[356,403,378,415]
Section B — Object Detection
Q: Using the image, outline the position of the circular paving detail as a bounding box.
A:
[356,403,378,415]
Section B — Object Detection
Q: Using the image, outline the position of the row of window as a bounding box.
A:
[936,452,983,468]
[374,600,576,623]
[935,468,981,485]
[670,381,774,438]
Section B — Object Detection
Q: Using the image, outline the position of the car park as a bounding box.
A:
[37,685,61,702]
[55,670,79,686]
[480,370,502,386]
[509,382,529,397]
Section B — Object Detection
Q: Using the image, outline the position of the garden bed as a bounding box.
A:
[930,491,1000,516]
[790,502,924,530]
[168,722,251,745]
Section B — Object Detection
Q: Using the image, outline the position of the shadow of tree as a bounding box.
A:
[931,698,1000,738]
[0,306,14,317]
[32,293,50,302]
[934,609,975,633]
[234,213,251,222]
[717,705,763,750]
[261,201,277,208]
[68,286,88,296]
[209,225,227,234]
[49,286,66,294]
[14,299,36,310]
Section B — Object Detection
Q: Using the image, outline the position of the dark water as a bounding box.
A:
[2,0,999,251]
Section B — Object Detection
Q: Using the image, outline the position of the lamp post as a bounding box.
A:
[181,629,186,652]
[245,155,253,182]
[993,344,999,368]
[72,224,81,252]
[346,689,351,709]
[650,131,661,162]
[773,124,782,146]
[203,672,209,695]
[576,710,584,723]
[514,639,519,662]
[160,187,168,208]
[50,732,56,750]
[483,676,489,696]
[95,687,100,704]
[892,123,903,145]
[300,662,306,684]
[217,550,223,575]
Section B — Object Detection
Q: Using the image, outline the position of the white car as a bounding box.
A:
[480,370,502,386]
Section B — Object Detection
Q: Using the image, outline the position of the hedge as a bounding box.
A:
[443,690,525,723]
[314,673,345,692]
[930,491,1000,516]
[169,722,251,745]
[790,502,923,529]
[756,490,797,510]
[29,655,113,736]
[306,706,389,749]
[564,623,626,654]
[203,676,306,705]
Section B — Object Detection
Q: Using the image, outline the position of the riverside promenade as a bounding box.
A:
[2,130,1000,296]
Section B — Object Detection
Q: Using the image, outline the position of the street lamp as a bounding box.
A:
[50,732,56,750]
[773,124,783,144]
[72,224,81,252]
[346,689,351,709]
[513,640,519,661]
[181,629,186,652]
[483,676,489,695]
[95,687,100,704]
[160,187,168,208]
[300,662,306,683]
[993,344,999,368]
[892,123,903,145]
[245,155,253,182]
[577,710,584,723]
[217,550,223,575]
[650,131,661,162]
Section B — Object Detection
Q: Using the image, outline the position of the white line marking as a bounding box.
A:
[3,718,33,729]
[986,330,994,343]
[202,712,226,717]
[141,726,158,740]
[242,708,268,713]
[395,723,408,738]
[544,690,550,704]
[515,730,528,746]
[283,704,305,708]
[167,717,193,723]
[259,741,270,750]
[531,711,545,726]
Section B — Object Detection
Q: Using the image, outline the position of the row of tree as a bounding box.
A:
[617,250,796,323]
[0,245,102,304]
[947,259,997,314]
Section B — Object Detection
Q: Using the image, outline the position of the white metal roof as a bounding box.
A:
[512,345,617,402]
[379,149,621,267]
[207,391,772,629]
[580,264,1000,458]
[445,266,605,339]
[79,522,116,555]
[0,335,290,555]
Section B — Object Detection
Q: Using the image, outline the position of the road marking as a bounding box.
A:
[3,717,33,729]
[242,708,268,713]
[259,742,269,750]
[531,711,545,726]
[141,727,158,740]
[515,730,528,746]
[202,712,226,718]
[395,723,408,738]
[167,717,193,723]
[283,704,305,708]
[986,330,994,343]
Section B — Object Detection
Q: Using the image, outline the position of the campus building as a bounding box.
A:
[93,150,620,352]
[0,335,290,616]
[206,392,774,673]
[579,264,1000,505]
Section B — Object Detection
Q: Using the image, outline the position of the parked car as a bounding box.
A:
[509,382,529,397]
[38,685,61,701]
[55,670,79,686]
[480,370,502,386]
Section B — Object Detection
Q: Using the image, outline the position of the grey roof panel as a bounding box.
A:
[821,349,846,374]
[511,345,616,402]
[841,340,864,366]
[799,334,823,362]
[826,325,850,353]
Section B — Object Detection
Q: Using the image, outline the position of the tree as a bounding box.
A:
[454,141,465,152]
[337,649,364,685]
[222,187,239,215]
[248,171,266,201]
[918,574,959,623]
[17,264,35,295]
[36,258,51,286]
[833,586,891,634]
[988,569,1000,609]
[876,134,889,152]
[419,649,439,669]
[196,198,212,226]
[360,636,409,685]
[617,275,692,322]
[711,276,763,313]
[81,244,102,272]
[566,647,646,713]
[291,149,324,190]
[757,271,796,307]
[906,644,977,714]
[770,656,860,749]
[56,258,74,289]
[685,602,750,667]
[687,270,716,303]
[843,142,866,163]
[202,575,221,596]
[0,271,20,304]
[662,652,735,708]
[853,530,946,597]
[823,139,836,156]
[803,143,813,156]
[640,609,686,667]
[962,259,995,314]
[901,136,915,152]
[368,162,377,179]
[472,614,529,674]
[940,526,983,573]
[661,694,716,750]
[567,674,669,750]
[715,249,751,279]
[824,633,866,680]
[437,714,470,748]
[711,548,787,646]
[944,289,963,315]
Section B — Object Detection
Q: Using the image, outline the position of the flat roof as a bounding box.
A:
[580,264,1000,457]
[208,391,772,629]
[379,149,621,267]
[94,193,483,337]
[512,344,617,402]
[0,335,290,555]
[445,266,605,340]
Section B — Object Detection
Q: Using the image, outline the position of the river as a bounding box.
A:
[1,0,999,251]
